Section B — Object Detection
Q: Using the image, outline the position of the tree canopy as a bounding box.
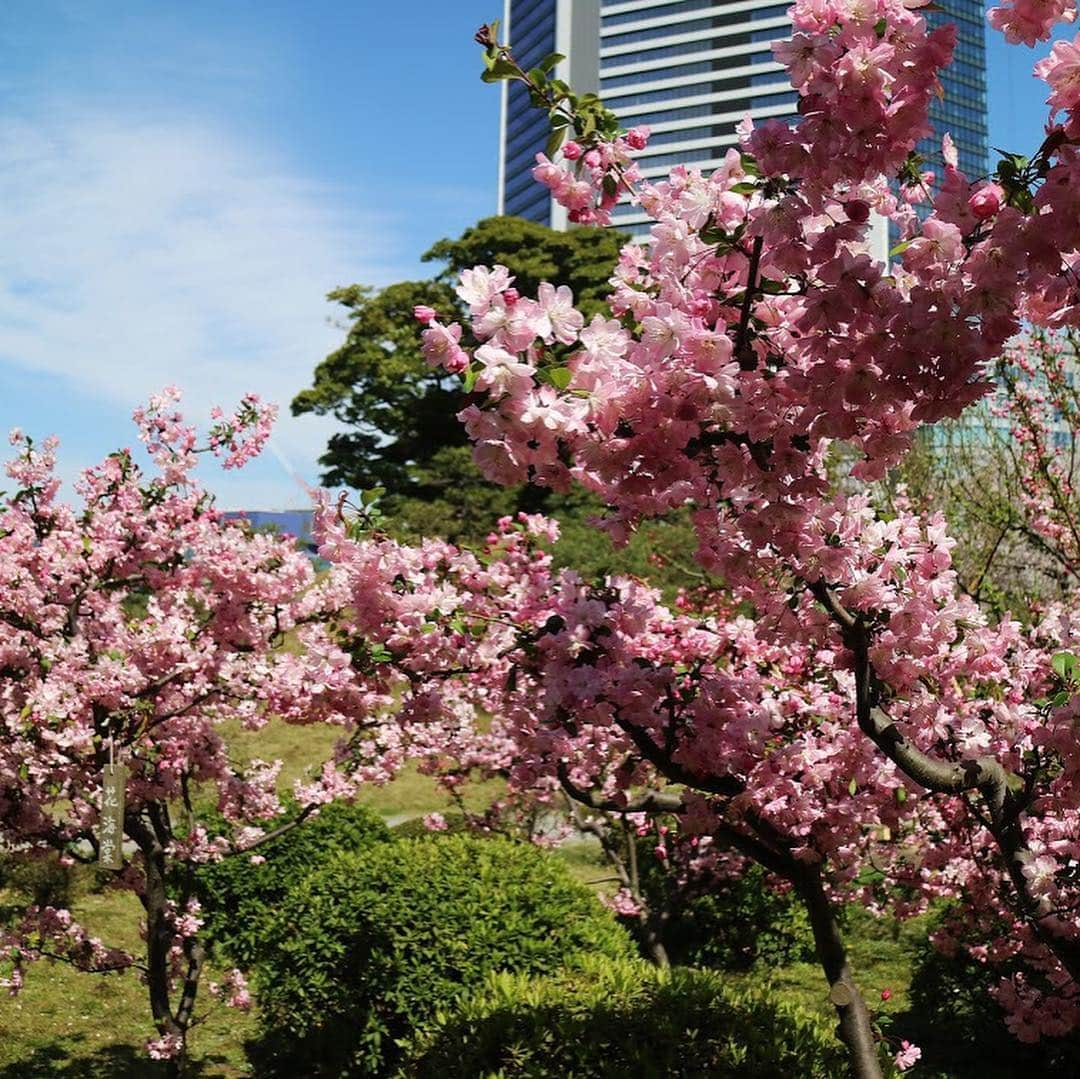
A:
[292,216,627,540]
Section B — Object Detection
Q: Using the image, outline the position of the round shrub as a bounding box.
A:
[193,800,391,967]
[400,955,846,1078]
[654,864,815,971]
[251,834,636,1077]
[626,838,815,971]
[0,850,108,909]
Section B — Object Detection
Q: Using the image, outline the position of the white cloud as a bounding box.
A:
[0,111,403,507]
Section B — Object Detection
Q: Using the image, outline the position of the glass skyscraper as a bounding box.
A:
[920,1,988,180]
[497,0,988,241]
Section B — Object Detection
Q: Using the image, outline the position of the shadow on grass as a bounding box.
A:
[0,1039,233,1078]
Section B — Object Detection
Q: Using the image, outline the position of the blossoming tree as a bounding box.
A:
[315,1,1080,1074]
[906,331,1080,609]
[8,0,1080,1073]
[0,391,364,1070]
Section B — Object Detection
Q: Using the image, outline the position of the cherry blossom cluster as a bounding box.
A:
[317,495,1080,1065]
[0,395,365,1062]
[531,126,649,227]
[425,0,1080,1067]
[990,0,1076,46]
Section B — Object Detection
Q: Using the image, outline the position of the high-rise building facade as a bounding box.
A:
[497,0,988,242]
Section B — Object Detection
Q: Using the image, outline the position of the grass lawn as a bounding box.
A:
[0,889,256,1077]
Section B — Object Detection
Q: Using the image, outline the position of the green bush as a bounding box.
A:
[0,851,108,910]
[401,955,846,1078]
[666,868,815,971]
[628,841,815,971]
[250,834,636,1077]
[193,800,391,967]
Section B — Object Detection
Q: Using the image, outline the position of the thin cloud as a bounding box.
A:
[0,110,402,507]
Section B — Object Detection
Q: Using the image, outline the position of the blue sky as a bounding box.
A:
[0,2,1068,508]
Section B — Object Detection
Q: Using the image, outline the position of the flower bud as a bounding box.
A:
[968,183,1005,221]
[562,140,583,161]
[413,305,437,324]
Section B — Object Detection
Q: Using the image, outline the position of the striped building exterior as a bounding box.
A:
[497,0,987,249]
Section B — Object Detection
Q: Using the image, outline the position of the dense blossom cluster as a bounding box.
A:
[411,0,1080,1071]
[531,126,650,227]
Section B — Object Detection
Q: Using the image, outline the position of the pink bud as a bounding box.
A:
[881,988,892,1001]
[625,126,650,150]
[654,844,668,860]
[562,140,583,161]
[413,305,437,324]
[502,288,520,306]
[968,183,1005,221]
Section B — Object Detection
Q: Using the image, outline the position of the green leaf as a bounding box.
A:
[1052,651,1077,680]
[462,365,478,393]
[729,181,757,195]
[368,642,393,664]
[889,239,913,257]
[361,486,385,506]
[536,51,564,74]
[545,125,567,158]
[547,366,573,391]
[874,17,887,37]
[895,786,907,804]
[848,777,857,796]
[480,57,518,83]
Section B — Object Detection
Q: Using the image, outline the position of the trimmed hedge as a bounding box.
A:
[193,800,391,967]
[401,955,847,1078]
[251,834,635,1076]
[639,861,816,971]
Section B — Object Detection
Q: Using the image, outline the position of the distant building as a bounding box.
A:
[226,510,317,554]
[498,0,988,252]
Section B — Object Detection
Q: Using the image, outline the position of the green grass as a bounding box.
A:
[752,906,928,1022]
[219,715,505,823]
[0,889,256,1077]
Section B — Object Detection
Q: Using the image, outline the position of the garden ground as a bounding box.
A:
[0,721,925,1076]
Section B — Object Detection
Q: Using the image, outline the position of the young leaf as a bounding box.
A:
[1052,651,1077,680]
[547,366,573,391]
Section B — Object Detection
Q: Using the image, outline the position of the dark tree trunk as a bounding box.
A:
[795,867,882,1079]
[126,806,202,1078]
